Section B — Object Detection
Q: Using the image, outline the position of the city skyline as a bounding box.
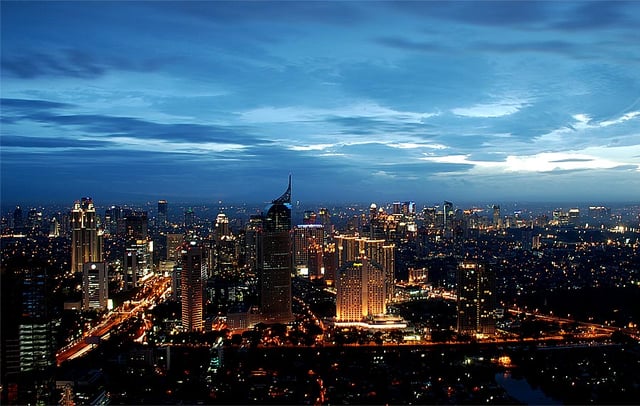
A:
[2,1,640,204]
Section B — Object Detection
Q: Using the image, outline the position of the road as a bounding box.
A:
[56,274,171,365]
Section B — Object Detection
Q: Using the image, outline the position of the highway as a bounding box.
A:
[56,274,171,365]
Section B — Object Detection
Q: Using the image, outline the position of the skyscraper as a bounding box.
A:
[293,224,324,278]
[71,197,103,274]
[158,199,168,229]
[443,201,454,238]
[181,241,203,332]
[456,261,496,337]
[13,205,23,234]
[123,211,152,289]
[257,176,294,324]
[82,262,108,311]
[336,258,386,322]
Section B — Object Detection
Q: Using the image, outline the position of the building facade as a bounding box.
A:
[71,197,103,274]
[257,176,294,324]
[180,241,204,332]
[82,262,108,311]
[456,261,496,337]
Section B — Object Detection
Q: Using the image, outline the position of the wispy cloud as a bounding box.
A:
[451,98,528,118]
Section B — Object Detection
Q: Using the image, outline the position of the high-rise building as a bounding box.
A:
[443,201,454,238]
[492,205,501,229]
[293,224,324,278]
[13,205,23,234]
[456,261,496,337]
[334,235,395,302]
[180,241,204,332]
[71,197,103,274]
[166,233,184,262]
[158,200,168,229]
[19,268,54,373]
[214,213,230,241]
[184,207,195,228]
[82,262,109,311]
[104,205,122,235]
[257,176,294,324]
[336,258,386,322]
[123,211,152,289]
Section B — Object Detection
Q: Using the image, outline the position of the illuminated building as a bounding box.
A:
[19,268,54,373]
[456,261,496,337]
[244,215,263,271]
[82,262,108,311]
[443,201,454,238]
[184,207,195,228]
[293,224,324,278]
[181,241,204,332]
[71,197,103,274]
[257,176,294,324]
[336,258,386,322]
[157,200,168,229]
[334,235,395,302]
[166,233,184,261]
[13,205,24,234]
[492,205,501,229]
[123,211,152,289]
[214,213,230,241]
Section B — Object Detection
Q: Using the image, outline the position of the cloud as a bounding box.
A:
[1,48,165,79]
[451,99,527,118]
[552,1,635,31]
[420,150,639,174]
[240,102,438,124]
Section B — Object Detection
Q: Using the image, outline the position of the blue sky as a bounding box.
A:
[2,1,640,205]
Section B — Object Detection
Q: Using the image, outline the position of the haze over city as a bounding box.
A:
[2,1,640,204]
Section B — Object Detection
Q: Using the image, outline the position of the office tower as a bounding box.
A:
[166,233,184,261]
[456,261,496,337]
[214,213,230,241]
[48,217,60,238]
[158,200,168,229]
[244,215,263,271]
[568,208,580,225]
[19,267,54,373]
[257,176,294,324]
[492,205,501,229]
[392,202,401,215]
[123,211,152,289]
[336,258,386,322]
[184,207,195,228]
[26,208,42,235]
[181,241,204,332]
[443,201,454,238]
[82,262,108,311]
[125,211,148,240]
[318,207,332,236]
[293,224,324,278]
[13,206,23,234]
[71,197,103,274]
